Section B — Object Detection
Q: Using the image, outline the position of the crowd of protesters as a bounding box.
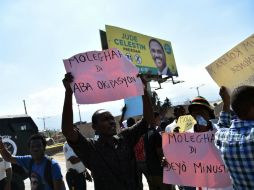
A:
[0,72,253,190]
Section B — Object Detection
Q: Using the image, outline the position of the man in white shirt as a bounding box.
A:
[63,142,92,190]
[0,156,12,190]
[165,105,186,133]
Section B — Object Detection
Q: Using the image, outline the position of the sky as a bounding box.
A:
[0,0,253,130]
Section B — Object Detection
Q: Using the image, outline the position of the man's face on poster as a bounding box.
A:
[149,40,166,72]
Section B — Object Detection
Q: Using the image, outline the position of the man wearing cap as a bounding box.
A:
[188,96,215,133]
[173,96,215,190]
[188,96,233,190]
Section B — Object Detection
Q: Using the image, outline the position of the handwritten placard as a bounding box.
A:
[63,48,144,104]
[162,132,231,188]
[177,115,196,132]
[206,34,254,90]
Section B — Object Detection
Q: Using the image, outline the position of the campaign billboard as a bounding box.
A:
[103,25,178,77]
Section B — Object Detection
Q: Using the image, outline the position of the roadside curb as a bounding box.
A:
[46,143,64,156]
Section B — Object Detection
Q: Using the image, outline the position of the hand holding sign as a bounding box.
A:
[219,86,231,112]
[206,34,254,90]
[63,48,144,104]
[62,72,74,94]
[162,132,231,188]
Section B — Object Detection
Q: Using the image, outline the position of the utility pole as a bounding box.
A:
[77,104,82,123]
[37,117,50,131]
[23,100,27,114]
[190,84,205,96]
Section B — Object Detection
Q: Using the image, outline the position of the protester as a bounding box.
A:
[118,104,127,129]
[154,111,162,134]
[119,104,152,190]
[188,96,214,190]
[0,154,12,190]
[63,141,92,190]
[215,86,254,189]
[125,116,153,190]
[188,96,215,133]
[188,95,233,190]
[144,111,173,190]
[160,120,170,133]
[0,134,65,190]
[61,72,154,190]
[134,134,152,190]
[126,117,136,128]
[165,105,186,133]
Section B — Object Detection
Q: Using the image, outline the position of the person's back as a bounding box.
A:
[63,141,91,190]
[216,86,254,189]
[144,127,162,177]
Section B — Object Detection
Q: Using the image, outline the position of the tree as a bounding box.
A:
[150,93,173,118]
[160,97,172,119]
[151,91,161,112]
[162,97,172,109]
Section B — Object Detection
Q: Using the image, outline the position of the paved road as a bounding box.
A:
[25,151,150,190]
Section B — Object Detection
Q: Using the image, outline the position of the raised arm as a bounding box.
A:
[219,86,230,112]
[61,73,79,142]
[119,104,127,128]
[0,137,17,164]
[119,75,154,145]
[141,76,154,125]
[218,86,231,127]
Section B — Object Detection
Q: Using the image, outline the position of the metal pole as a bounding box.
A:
[196,87,200,96]
[37,117,50,131]
[190,84,205,96]
[77,104,82,123]
[43,118,46,131]
[23,100,27,114]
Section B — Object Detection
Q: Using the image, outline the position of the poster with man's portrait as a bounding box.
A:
[102,25,178,77]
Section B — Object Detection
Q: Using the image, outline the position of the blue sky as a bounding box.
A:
[1,0,253,130]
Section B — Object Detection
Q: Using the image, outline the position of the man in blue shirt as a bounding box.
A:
[216,86,254,189]
[0,134,65,190]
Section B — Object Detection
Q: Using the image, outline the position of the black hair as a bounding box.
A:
[153,111,160,118]
[92,109,107,124]
[127,117,135,127]
[160,121,168,131]
[149,39,164,51]
[174,105,185,112]
[231,85,254,119]
[27,134,47,148]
